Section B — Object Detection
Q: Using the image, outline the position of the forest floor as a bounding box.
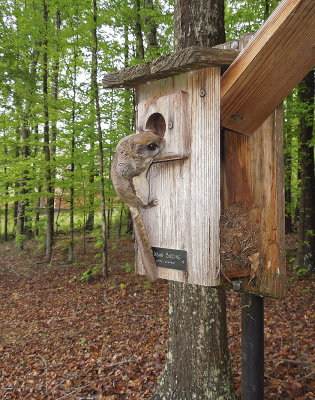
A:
[0,234,314,400]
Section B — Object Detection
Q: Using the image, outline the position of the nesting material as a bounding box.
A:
[220,203,263,279]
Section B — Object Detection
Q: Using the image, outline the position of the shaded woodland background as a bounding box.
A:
[0,1,314,398]
[0,0,314,272]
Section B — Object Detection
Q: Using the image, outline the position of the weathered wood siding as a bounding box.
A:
[136,67,221,286]
[221,106,286,298]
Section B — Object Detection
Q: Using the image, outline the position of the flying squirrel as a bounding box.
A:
[111,130,165,281]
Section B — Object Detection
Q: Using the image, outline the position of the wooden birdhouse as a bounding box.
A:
[103,0,314,298]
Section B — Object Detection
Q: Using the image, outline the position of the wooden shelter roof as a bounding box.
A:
[102,47,239,89]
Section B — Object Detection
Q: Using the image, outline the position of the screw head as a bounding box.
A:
[168,121,173,129]
[200,89,206,97]
[233,279,242,292]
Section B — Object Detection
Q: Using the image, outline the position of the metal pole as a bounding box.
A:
[241,293,264,400]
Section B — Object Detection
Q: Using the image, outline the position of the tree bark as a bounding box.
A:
[134,0,145,59]
[152,1,236,399]
[174,0,225,51]
[284,92,294,233]
[144,0,158,57]
[68,28,78,264]
[152,284,236,399]
[43,0,54,262]
[92,0,108,275]
[296,70,315,271]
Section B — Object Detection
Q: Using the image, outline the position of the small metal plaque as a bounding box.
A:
[152,247,187,271]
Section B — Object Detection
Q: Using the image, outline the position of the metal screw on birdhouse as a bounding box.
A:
[168,122,173,129]
[231,114,243,121]
[233,279,242,292]
[200,89,206,97]
[135,105,138,111]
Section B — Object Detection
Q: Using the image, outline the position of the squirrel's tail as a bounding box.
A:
[130,207,158,281]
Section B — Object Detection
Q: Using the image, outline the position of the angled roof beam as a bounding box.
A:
[221,0,315,136]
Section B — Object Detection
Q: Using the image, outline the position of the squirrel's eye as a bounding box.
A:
[147,143,158,151]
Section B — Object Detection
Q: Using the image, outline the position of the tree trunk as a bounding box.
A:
[174,0,225,51]
[3,133,9,241]
[134,0,145,60]
[51,9,60,239]
[296,70,315,271]
[69,131,75,263]
[284,93,294,233]
[152,1,236,399]
[43,0,54,262]
[51,8,60,156]
[144,0,158,57]
[92,0,108,275]
[85,160,95,232]
[264,0,270,21]
[152,284,236,399]
[16,117,30,248]
[118,206,124,238]
[4,200,8,241]
[69,31,78,264]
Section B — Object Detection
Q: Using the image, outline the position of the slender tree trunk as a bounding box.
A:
[296,70,315,271]
[68,27,79,263]
[4,200,8,241]
[34,124,41,238]
[107,204,111,239]
[284,93,294,233]
[16,198,25,250]
[13,125,20,240]
[134,0,145,59]
[17,116,31,248]
[144,0,158,57]
[152,1,236,399]
[51,8,60,153]
[284,141,293,233]
[69,118,75,263]
[118,207,124,238]
[85,168,95,231]
[13,126,20,231]
[92,0,108,275]
[69,149,75,263]
[264,0,270,21]
[42,0,54,262]
[35,186,41,237]
[21,116,32,240]
[3,134,8,241]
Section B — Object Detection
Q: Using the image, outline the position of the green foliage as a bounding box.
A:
[143,280,152,289]
[15,233,26,249]
[124,262,133,273]
[225,0,279,40]
[293,264,309,280]
[80,264,102,282]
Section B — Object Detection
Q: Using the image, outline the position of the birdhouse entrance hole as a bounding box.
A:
[145,112,166,137]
